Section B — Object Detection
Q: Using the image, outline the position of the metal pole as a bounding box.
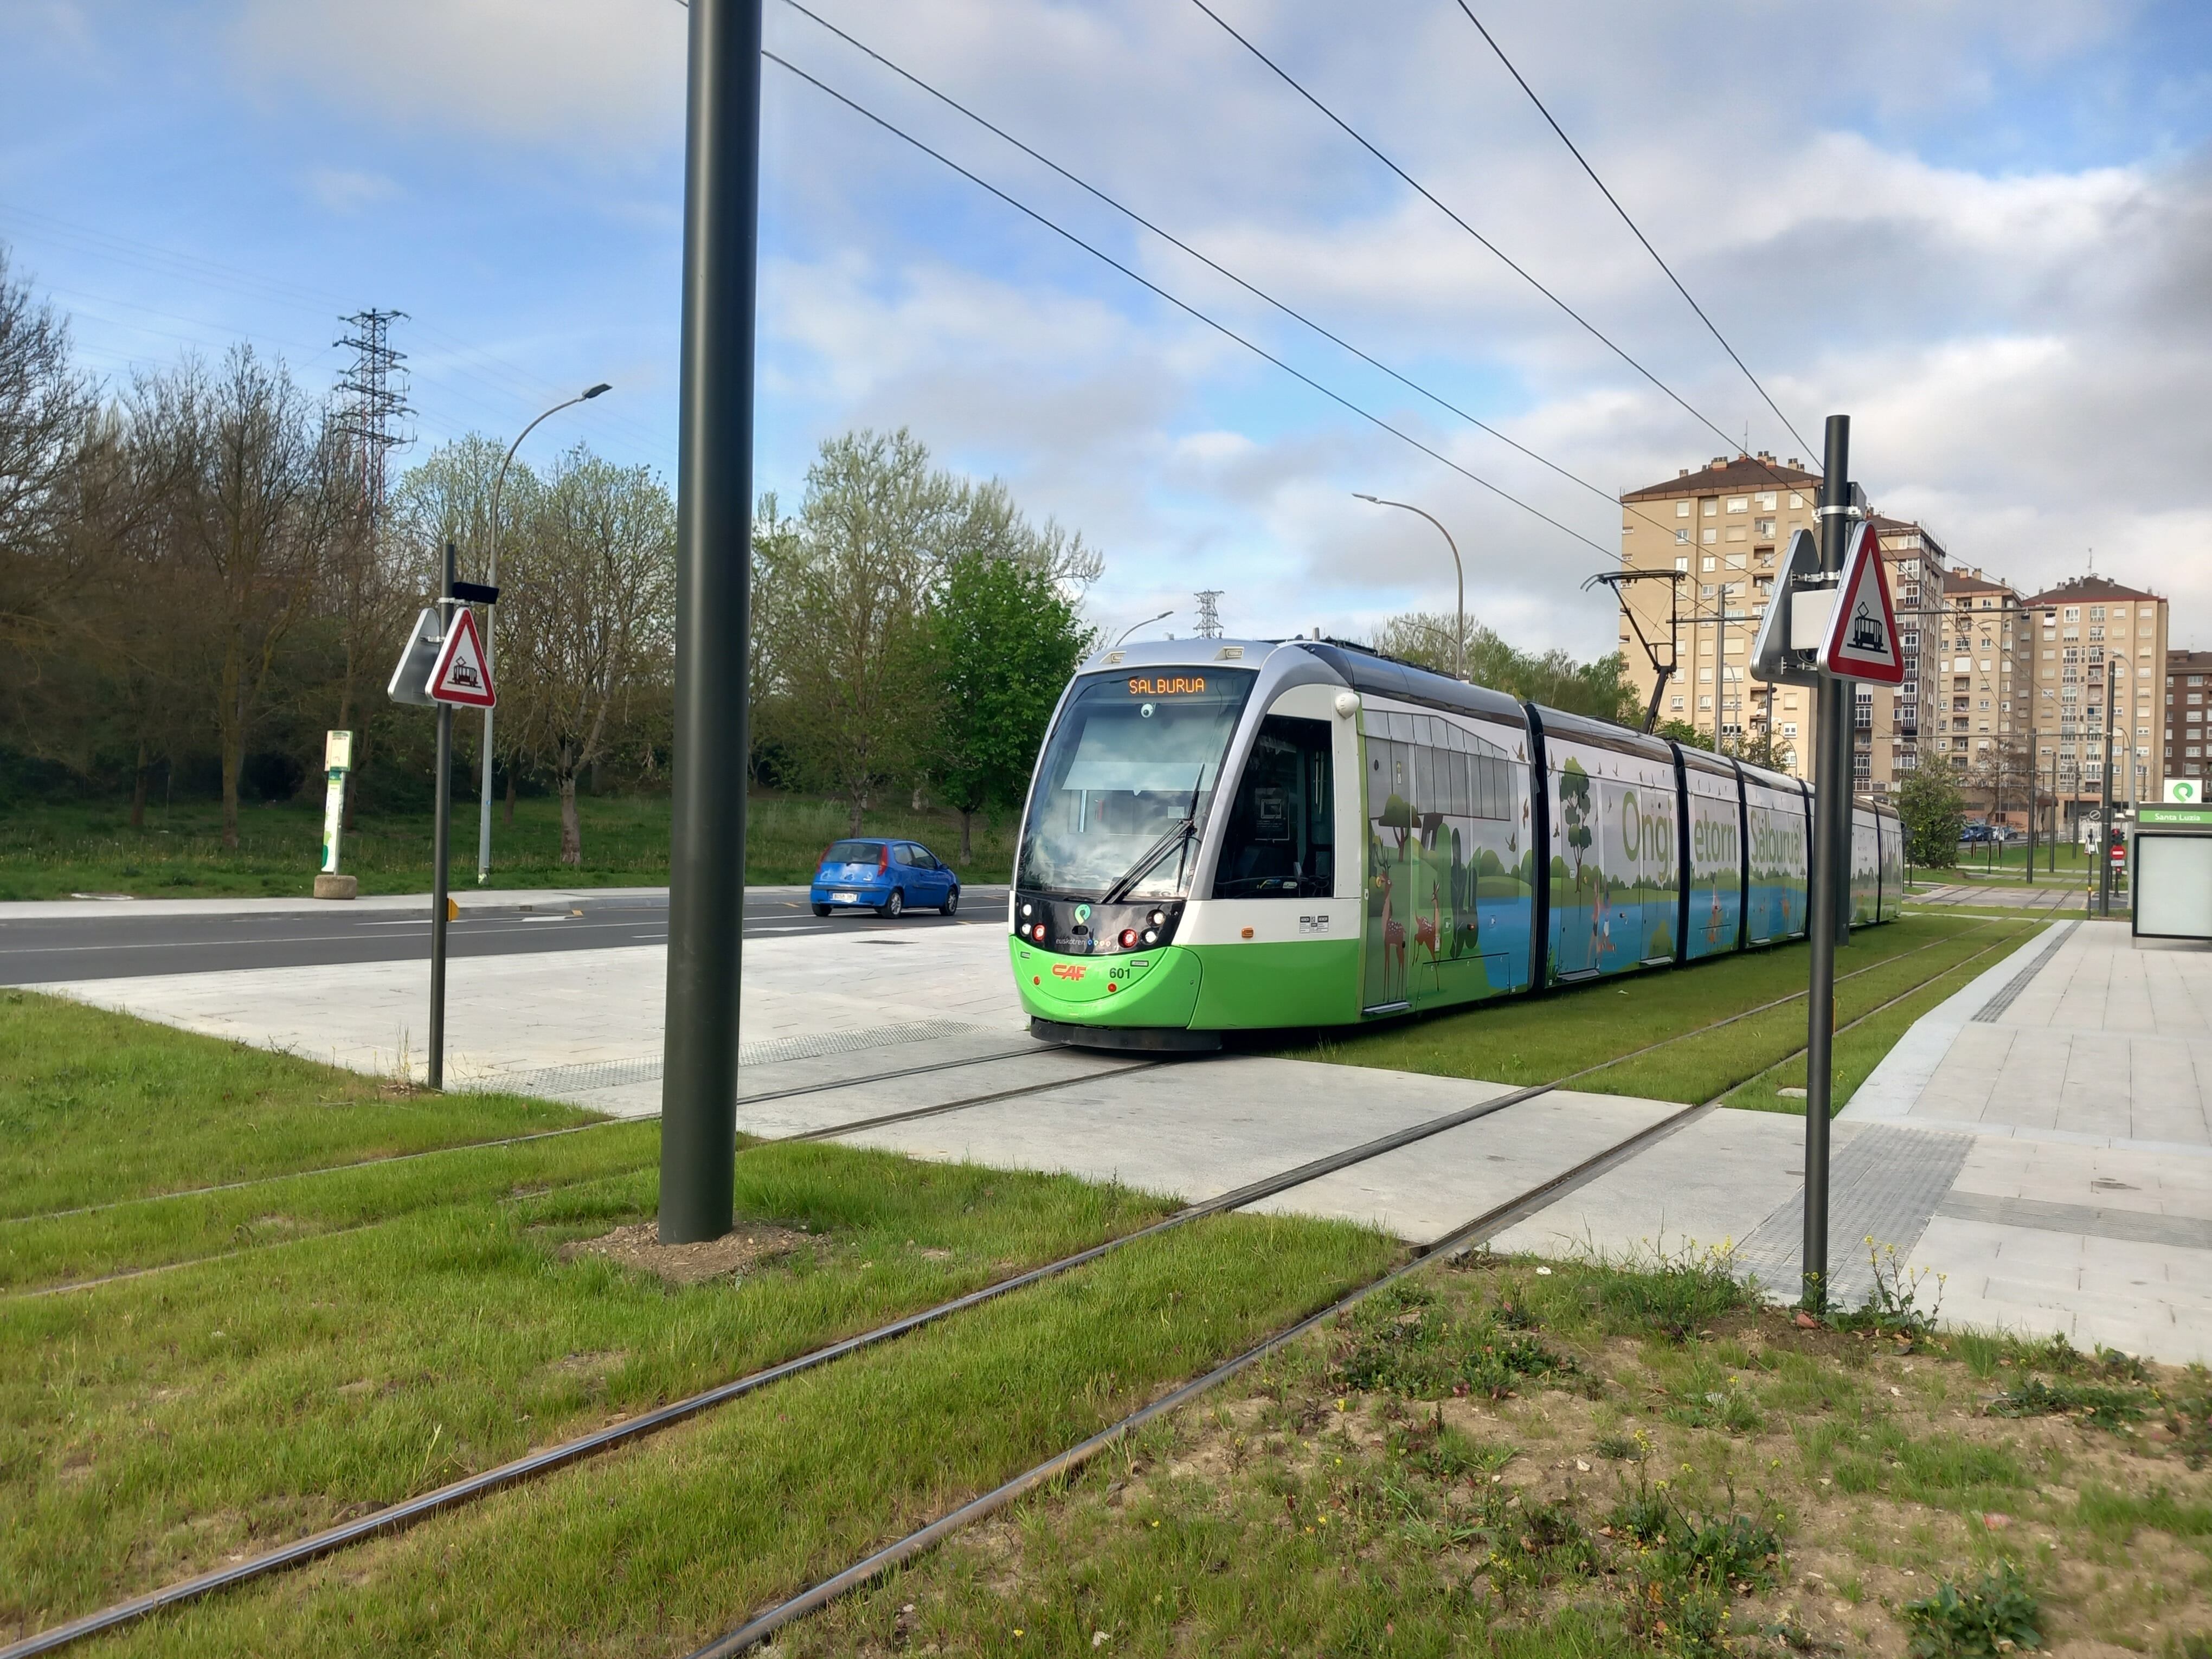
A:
[1802,413,1851,1312]
[659,0,760,1245]
[1354,495,1465,678]
[429,540,457,1091]
[478,385,610,884]
[2099,658,2118,917]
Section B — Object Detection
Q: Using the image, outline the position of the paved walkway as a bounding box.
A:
[1823,919,2212,1358]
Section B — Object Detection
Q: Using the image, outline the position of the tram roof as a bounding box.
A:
[1291,640,1528,725]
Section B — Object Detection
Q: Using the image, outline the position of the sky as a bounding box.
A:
[4,0,2210,653]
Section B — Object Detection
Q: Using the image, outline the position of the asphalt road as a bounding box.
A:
[0,886,1011,986]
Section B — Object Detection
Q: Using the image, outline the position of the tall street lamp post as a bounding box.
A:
[1354,493,1464,680]
[476,383,612,884]
[1110,610,1174,648]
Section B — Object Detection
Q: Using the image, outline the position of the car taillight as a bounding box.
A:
[876,846,889,873]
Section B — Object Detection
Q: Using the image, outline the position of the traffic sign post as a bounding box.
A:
[315,730,355,901]
[385,541,498,1091]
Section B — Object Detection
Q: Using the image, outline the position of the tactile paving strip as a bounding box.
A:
[1970,921,2076,1024]
[1732,1123,1975,1308]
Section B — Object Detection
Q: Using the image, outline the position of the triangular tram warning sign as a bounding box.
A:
[1820,522,1905,685]
[426,606,497,708]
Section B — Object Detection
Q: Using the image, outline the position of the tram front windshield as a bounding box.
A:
[1017,670,1256,899]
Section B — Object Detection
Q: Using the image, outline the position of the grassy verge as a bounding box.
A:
[1290,915,2038,1106]
[0,788,1018,901]
[778,1251,2212,1657]
[3,1147,1204,1642]
[0,989,601,1218]
[0,993,1213,1640]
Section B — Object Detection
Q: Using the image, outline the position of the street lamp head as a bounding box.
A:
[1352,492,1380,503]
[583,383,612,400]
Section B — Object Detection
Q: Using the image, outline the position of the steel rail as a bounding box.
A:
[683,925,2040,1655]
[2,1045,1063,1228]
[0,918,2037,1653]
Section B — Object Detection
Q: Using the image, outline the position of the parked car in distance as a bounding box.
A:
[809,839,961,919]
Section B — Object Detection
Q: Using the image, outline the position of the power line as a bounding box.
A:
[777,0,1675,541]
[1186,0,1760,471]
[1449,2,1815,458]
[763,49,1618,561]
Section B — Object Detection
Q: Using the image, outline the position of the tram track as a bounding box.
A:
[0,1043,1061,1230]
[9,912,2005,1236]
[685,923,2041,1656]
[0,915,2050,1656]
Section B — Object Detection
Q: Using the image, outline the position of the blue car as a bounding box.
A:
[809,839,961,919]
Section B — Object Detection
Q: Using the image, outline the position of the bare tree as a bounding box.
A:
[499,448,674,864]
[132,347,335,847]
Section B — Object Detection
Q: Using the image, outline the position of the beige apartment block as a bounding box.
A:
[1615,459,1947,797]
[2019,576,2169,826]
[2169,649,2212,785]
[1930,565,2036,826]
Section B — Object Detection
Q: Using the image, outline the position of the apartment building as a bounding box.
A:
[1615,459,1945,795]
[1931,565,2036,824]
[2165,650,2212,783]
[2018,576,2169,823]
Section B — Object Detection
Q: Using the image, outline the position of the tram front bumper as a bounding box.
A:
[1009,937,1203,1028]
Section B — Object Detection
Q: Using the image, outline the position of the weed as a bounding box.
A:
[1610,1476,1783,1655]
[1831,1236,1946,1340]
[1988,1375,2149,1431]
[1583,1240,1750,1342]
[1899,1561,2042,1656]
[1594,1430,1648,1462]
[1335,1283,1574,1401]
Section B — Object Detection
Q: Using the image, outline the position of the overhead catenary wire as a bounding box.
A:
[776,0,1677,548]
[1449,2,1815,460]
[762,50,1615,561]
[1187,0,1805,493]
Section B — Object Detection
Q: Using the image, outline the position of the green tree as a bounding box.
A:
[1372,609,1641,725]
[928,551,1092,863]
[1654,718,1712,751]
[1897,761,1965,868]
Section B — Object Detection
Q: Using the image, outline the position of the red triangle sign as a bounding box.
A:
[427,606,497,708]
[1820,523,1905,685]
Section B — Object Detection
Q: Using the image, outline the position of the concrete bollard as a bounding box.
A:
[313,873,359,901]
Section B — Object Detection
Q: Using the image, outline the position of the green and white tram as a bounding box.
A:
[1008,637,1900,1049]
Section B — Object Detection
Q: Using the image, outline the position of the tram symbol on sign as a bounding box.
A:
[448,659,482,690]
[1848,602,1886,654]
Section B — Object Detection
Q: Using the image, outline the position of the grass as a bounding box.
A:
[0,788,1018,901]
[0,989,602,1219]
[0,985,1383,1649]
[767,1249,2212,1657]
[13,996,2212,1654]
[1291,914,2039,1112]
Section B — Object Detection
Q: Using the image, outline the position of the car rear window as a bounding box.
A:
[822,841,880,863]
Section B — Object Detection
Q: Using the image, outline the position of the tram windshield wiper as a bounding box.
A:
[1098,770,1206,906]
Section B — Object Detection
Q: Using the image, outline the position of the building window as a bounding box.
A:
[2065,607,2081,621]
[1702,529,1716,544]
[1703,499,1718,517]
[1669,696,1684,711]
[1755,518,1776,537]
[1676,500,1691,518]
[1789,492,1804,508]
[1675,528,1689,544]
[1756,492,1777,510]
[2089,605,2105,621]
[1725,497,1748,513]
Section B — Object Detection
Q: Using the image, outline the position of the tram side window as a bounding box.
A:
[1212,716,1334,898]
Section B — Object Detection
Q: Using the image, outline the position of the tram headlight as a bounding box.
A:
[1142,928,1159,945]
[1020,902,1033,918]
[1148,910,1166,927]
[1119,928,1139,948]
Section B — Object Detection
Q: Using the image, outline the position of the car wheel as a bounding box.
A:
[941,886,960,916]
[880,889,904,918]
[811,902,831,917]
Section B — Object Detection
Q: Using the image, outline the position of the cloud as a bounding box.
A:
[228,0,683,156]
[303,167,399,215]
